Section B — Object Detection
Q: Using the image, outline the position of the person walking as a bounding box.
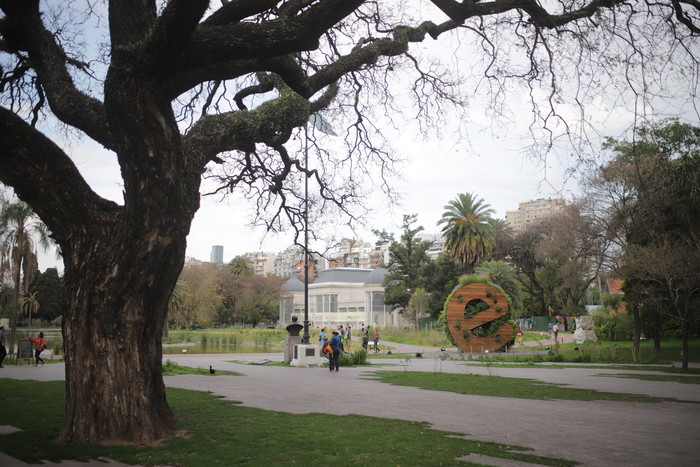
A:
[0,325,7,368]
[28,332,46,366]
[319,328,328,349]
[329,330,342,372]
[552,322,559,344]
[373,328,380,353]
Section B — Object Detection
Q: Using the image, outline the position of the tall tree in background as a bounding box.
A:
[0,0,696,444]
[474,260,523,317]
[0,199,51,352]
[30,267,64,322]
[382,215,432,311]
[421,251,463,320]
[19,291,39,326]
[165,279,189,336]
[505,205,607,318]
[229,255,254,277]
[535,205,608,316]
[438,192,495,274]
[405,288,431,330]
[589,120,700,370]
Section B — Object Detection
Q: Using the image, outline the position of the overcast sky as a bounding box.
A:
[34,97,637,272]
[30,4,699,272]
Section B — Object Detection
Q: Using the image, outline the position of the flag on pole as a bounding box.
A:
[308,113,337,136]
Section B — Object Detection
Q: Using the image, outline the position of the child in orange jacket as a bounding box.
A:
[28,332,46,366]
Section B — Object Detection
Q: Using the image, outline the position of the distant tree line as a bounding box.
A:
[167,257,283,329]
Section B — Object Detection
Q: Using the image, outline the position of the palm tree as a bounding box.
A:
[229,255,254,277]
[0,199,52,351]
[164,280,189,337]
[20,291,41,327]
[437,192,496,274]
[474,260,524,317]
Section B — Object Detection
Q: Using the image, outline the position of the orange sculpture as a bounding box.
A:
[445,282,513,353]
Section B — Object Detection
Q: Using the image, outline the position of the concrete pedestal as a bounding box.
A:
[290,343,324,367]
[284,336,302,363]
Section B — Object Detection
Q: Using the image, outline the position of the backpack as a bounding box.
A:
[322,342,333,356]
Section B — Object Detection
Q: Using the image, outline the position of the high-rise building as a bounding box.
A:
[245,252,277,276]
[210,245,224,263]
[505,198,566,232]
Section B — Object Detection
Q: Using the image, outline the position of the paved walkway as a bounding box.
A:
[1,340,699,466]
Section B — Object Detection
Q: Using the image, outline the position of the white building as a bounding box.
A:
[245,251,277,276]
[279,267,405,328]
[505,198,566,231]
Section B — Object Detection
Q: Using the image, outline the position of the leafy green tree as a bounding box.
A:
[382,215,432,311]
[405,288,431,331]
[175,262,223,329]
[235,275,283,327]
[488,218,513,262]
[506,205,607,319]
[421,252,463,320]
[29,267,65,322]
[229,255,254,277]
[438,192,495,274]
[587,120,700,369]
[19,291,40,326]
[165,280,189,336]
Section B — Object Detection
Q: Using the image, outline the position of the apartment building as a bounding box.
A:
[505,198,566,232]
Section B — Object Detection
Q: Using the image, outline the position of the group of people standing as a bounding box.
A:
[0,327,46,368]
[319,324,381,372]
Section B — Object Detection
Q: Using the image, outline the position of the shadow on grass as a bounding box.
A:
[0,379,578,466]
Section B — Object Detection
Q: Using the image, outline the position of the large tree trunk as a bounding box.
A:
[58,220,188,443]
[56,56,201,441]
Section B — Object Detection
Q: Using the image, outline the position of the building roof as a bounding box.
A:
[281,274,305,292]
[314,267,374,284]
[283,266,388,290]
[364,267,388,285]
[607,278,625,295]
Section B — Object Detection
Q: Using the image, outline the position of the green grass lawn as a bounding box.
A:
[0,379,577,467]
[501,338,700,365]
[162,360,241,376]
[463,362,700,374]
[365,371,681,403]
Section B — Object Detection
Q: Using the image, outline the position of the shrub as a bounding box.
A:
[338,348,369,366]
[594,310,634,341]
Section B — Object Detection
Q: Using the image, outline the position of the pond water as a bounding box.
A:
[162,343,283,354]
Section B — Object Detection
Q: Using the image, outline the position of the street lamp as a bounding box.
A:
[301,113,336,344]
[301,122,310,344]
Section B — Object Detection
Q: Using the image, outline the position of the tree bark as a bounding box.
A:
[57,215,189,443]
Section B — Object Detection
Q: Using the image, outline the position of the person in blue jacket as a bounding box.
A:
[329,330,342,372]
